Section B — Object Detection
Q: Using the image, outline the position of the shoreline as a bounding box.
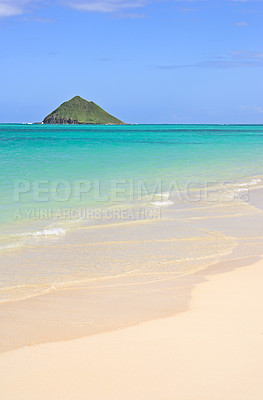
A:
[0,252,260,354]
[0,185,262,354]
[1,123,263,397]
[0,254,262,399]
[1,181,262,305]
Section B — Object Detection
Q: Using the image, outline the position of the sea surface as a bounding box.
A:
[0,124,263,302]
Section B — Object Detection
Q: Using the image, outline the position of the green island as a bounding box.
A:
[43,96,125,125]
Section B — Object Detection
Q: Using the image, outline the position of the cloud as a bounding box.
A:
[23,16,55,22]
[1,0,262,19]
[235,21,249,26]
[63,0,149,13]
[0,2,23,16]
[232,0,263,2]
[0,0,38,17]
[230,50,263,59]
[156,50,263,70]
[241,105,263,113]
[0,0,150,17]
[112,11,146,18]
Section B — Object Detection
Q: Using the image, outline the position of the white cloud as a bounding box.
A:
[0,2,22,16]
[0,0,37,17]
[235,21,249,26]
[2,0,261,18]
[230,50,263,59]
[156,50,263,70]
[232,0,263,3]
[241,105,263,113]
[0,0,152,17]
[64,0,149,13]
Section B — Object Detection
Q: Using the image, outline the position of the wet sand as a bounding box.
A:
[1,255,263,399]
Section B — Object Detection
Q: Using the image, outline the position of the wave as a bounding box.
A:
[0,243,21,251]
[0,227,66,254]
[151,192,174,207]
[237,178,261,187]
[151,200,174,207]
[19,228,66,237]
[236,188,248,192]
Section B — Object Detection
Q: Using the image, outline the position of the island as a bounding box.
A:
[43,96,125,125]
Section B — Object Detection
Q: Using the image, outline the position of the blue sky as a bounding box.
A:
[1,0,263,123]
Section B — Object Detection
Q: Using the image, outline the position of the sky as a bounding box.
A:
[1,0,263,124]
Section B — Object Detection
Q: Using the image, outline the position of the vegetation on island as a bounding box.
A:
[43,96,124,125]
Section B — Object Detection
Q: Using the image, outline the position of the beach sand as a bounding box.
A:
[0,256,262,399]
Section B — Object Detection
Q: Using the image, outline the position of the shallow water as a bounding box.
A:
[0,124,263,302]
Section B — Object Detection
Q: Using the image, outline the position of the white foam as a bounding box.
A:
[236,188,248,192]
[151,200,174,207]
[20,228,66,237]
[237,178,261,187]
[0,243,20,251]
[159,192,170,198]
[151,191,174,207]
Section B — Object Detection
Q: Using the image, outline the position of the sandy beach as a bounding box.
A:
[2,0,263,397]
[1,255,262,399]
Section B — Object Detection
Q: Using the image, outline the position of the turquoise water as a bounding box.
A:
[1,124,263,302]
[1,124,263,227]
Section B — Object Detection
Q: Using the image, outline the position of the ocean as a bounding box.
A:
[0,123,263,303]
